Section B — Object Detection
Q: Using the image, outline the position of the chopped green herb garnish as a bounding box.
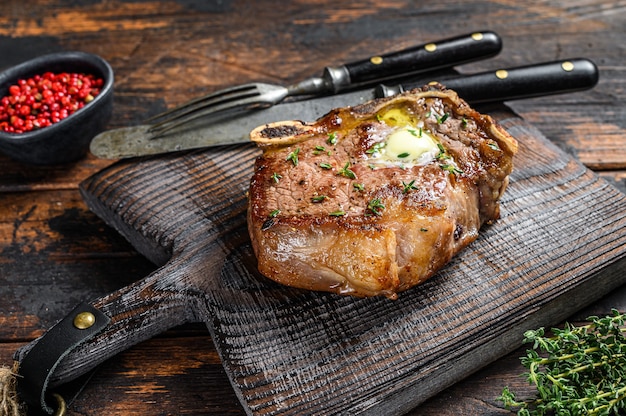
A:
[420,228,428,232]
[353,183,365,192]
[461,117,468,128]
[319,162,332,170]
[440,164,464,175]
[269,209,280,218]
[311,195,327,203]
[488,142,501,151]
[437,112,450,124]
[286,148,300,166]
[407,128,418,137]
[397,152,410,158]
[313,145,327,155]
[329,210,345,217]
[338,162,356,179]
[402,180,418,193]
[327,132,338,145]
[366,142,386,154]
[366,198,385,216]
[270,172,282,183]
[425,111,432,118]
[436,143,448,160]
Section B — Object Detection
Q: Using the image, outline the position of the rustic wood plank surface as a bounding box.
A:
[0,1,624,415]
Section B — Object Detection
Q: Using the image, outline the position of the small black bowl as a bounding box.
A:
[0,51,114,164]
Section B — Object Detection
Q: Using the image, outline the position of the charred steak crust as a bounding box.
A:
[248,84,518,299]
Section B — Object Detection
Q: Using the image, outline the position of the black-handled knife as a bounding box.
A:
[90,58,599,159]
[377,58,599,102]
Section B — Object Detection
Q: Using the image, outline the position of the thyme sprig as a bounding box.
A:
[402,180,418,193]
[366,142,385,155]
[437,112,450,124]
[338,162,356,179]
[286,147,300,166]
[498,309,626,416]
[366,198,385,216]
[270,172,282,183]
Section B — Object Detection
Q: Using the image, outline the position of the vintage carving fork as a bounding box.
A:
[147,31,502,137]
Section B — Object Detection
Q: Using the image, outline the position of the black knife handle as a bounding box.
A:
[378,58,599,103]
[335,31,502,88]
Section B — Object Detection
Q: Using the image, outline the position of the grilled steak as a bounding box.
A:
[248,84,518,299]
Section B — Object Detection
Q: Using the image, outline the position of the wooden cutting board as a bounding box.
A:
[67,106,626,415]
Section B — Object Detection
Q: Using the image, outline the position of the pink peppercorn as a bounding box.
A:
[0,72,103,134]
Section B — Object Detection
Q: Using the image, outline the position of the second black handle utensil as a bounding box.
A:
[379,58,599,103]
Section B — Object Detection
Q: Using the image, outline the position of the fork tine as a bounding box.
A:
[148,86,262,136]
[148,92,270,138]
[147,83,259,123]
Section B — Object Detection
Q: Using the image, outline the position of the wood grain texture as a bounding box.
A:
[16,107,622,415]
[0,1,624,415]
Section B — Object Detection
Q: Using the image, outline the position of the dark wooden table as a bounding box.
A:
[1,1,624,415]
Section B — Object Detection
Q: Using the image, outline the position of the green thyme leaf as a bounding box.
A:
[319,162,333,170]
[338,162,356,179]
[353,183,365,191]
[270,172,282,183]
[488,142,501,151]
[327,132,338,145]
[269,209,280,218]
[367,198,385,216]
[286,148,300,166]
[440,164,463,175]
[498,309,626,416]
[436,143,449,160]
[402,180,418,193]
[366,142,385,154]
[311,195,327,203]
[329,210,345,217]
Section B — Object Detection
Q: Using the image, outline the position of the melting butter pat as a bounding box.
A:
[378,108,415,127]
[382,127,439,162]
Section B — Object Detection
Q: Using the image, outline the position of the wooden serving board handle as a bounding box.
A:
[15,144,260,389]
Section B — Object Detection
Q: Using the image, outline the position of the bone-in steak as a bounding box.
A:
[248,84,518,299]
